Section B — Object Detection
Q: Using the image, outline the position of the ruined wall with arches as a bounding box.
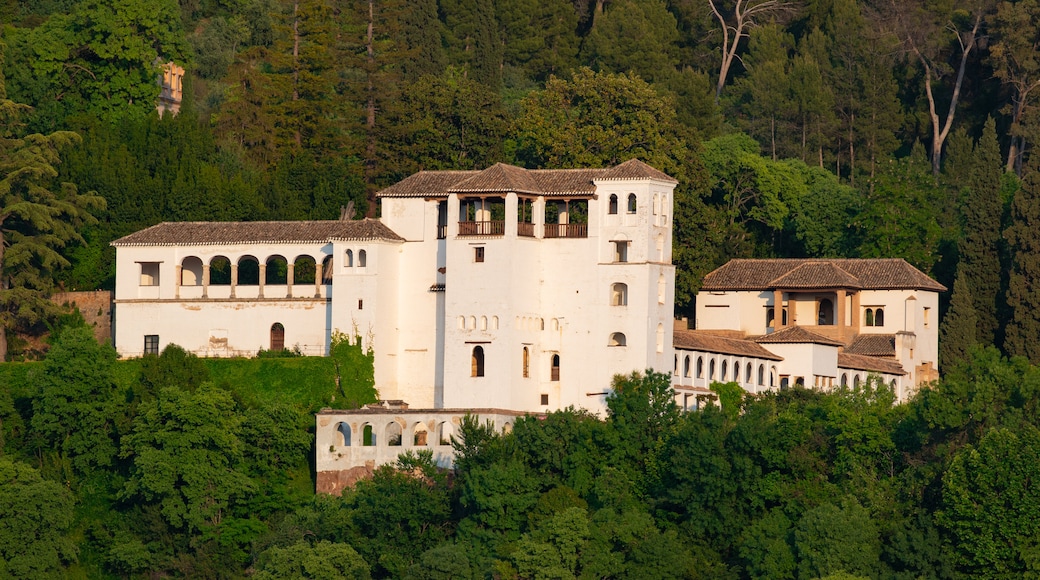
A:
[315,407,528,495]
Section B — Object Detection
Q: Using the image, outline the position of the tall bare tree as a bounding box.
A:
[708,0,794,103]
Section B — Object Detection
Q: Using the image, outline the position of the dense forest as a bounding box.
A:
[6,0,1040,577]
[3,0,1040,361]
[4,324,1040,578]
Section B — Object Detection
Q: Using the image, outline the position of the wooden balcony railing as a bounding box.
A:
[518,222,535,237]
[544,223,588,238]
[437,224,447,239]
[458,220,505,236]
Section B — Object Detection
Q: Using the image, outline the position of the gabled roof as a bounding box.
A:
[111,219,404,247]
[375,159,675,198]
[598,159,678,183]
[838,352,905,375]
[844,334,896,357]
[754,326,845,346]
[674,330,783,361]
[701,259,946,292]
[770,262,862,290]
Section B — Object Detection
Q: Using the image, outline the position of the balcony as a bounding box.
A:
[458,220,505,236]
[544,223,588,239]
[518,222,535,237]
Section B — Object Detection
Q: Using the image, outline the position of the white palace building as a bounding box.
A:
[111,160,944,490]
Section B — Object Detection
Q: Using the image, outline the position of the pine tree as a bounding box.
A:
[959,119,1005,346]
[939,270,978,371]
[1004,142,1040,362]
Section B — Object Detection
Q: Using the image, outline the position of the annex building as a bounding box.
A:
[110,161,945,489]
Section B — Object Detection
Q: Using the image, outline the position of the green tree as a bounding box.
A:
[794,498,881,579]
[1004,149,1040,362]
[0,457,77,578]
[30,325,120,473]
[940,271,979,372]
[496,0,578,83]
[0,49,103,359]
[855,145,943,273]
[958,119,1005,346]
[580,0,680,85]
[989,0,1040,174]
[511,506,590,579]
[254,540,370,579]
[378,68,508,182]
[440,0,502,88]
[15,0,189,124]
[606,369,680,492]
[121,384,255,532]
[940,426,1040,577]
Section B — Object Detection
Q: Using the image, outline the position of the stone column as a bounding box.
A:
[202,263,210,299]
[175,265,182,299]
[836,289,847,342]
[773,289,784,329]
[230,263,238,298]
[258,263,266,298]
[287,262,294,298]
[314,260,323,298]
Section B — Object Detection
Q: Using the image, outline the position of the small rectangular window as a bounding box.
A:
[144,335,159,355]
[613,241,628,263]
[358,299,363,310]
[540,394,549,405]
[923,307,931,327]
[474,247,485,262]
[139,262,160,286]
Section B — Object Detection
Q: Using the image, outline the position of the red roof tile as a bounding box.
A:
[838,352,905,375]
[673,330,783,360]
[112,219,404,246]
[754,326,845,346]
[701,258,945,292]
[844,334,896,356]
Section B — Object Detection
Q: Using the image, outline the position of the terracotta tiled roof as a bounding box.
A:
[111,219,404,246]
[754,326,845,346]
[599,159,678,183]
[673,330,783,361]
[449,163,544,194]
[701,259,946,292]
[770,262,862,290]
[844,334,896,356]
[838,352,905,375]
[375,159,675,198]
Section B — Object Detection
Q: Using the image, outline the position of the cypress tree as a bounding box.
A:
[1004,143,1040,362]
[958,119,1005,346]
[939,270,978,371]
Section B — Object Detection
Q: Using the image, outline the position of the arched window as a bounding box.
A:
[209,256,232,285]
[270,323,285,351]
[458,316,465,329]
[609,332,627,346]
[865,308,874,326]
[492,316,499,329]
[841,373,848,386]
[766,307,775,329]
[362,423,375,446]
[627,193,637,213]
[758,364,765,385]
[237,256,260,285]
[413,423,429,446]
[611,283,628,306]
[697,357,704,378]
[265,255,288,285]
[874,308,885,326]
[818,298,834,325]
[551,354,560,381]
[472,346,485,377]
[358,249,367,267]
[293,255,317,284]
[469,316,476,329]
[709,360,716,380]
[854,374,861,387]
[438,421,454,445]
[386,422,402,446]
[345,249,354,268]
[683,356,691,377]
[746,363,752,383]
[674,355,679,375]
[480,316,488,331]
[180,256,203,286]
[770,366,777,387]
[721,361,729,381]
[522,347,530,378]
[336,422,351,447]
[608,194,618,214]
[613,241,628,263]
